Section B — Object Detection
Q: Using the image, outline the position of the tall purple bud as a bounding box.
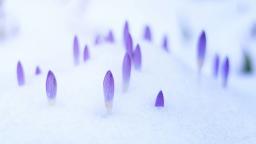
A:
[222,57,230,88]
[73,35,80,65]
[133,44,142,70]
[122,53,131,92]
[197,31,206,72]
[103,70,115,112]
[125,33,133,56]
[17,61,25,86]
[162,35,169,52]
[123,21,129,45]
[46,71,57,103]
[105,30,114,43]
[213,54,220,77]
[35,66,42,75]
[83,45,90,62]
[143,25,152,41]
[155,90,164,107]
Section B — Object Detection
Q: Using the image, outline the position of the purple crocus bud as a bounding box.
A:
[132,44,142,70]
[103,70,114,112]
[94,35,101,45]
[73,35,80,65]
[122,53,131,92]
[213,54,220,77]
[83,45,90,62]
[35,66,42,75]
[143,25,152,41]
[123,21,129,45]
[105,30,114,43]
[125,33,133,56]
[197,31,206,71]
[46,70,57,103]
[162,35,169,52]
[17,61,25,86]
[155,90,164,107]
[222,57,230,88]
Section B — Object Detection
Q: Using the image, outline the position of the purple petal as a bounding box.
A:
[35,66,42,75]
[222,57,230,87]
[123,21,129,45]
[125,33,133,56]
[122,53,131,92]
[103,70,115,110]
[213,54,220,77]
[155,90,164,107]
[73,35,80,65]
[46,70,57,100]
[143,25,152,41]
[197,31,206,70]
[132,44,142,70]
[162,35,169,52]
[83,45,90,62]
[17,61,25,86]
[105,30,114,43]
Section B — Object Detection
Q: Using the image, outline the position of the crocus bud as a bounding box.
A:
[133,44,142,70]
[83,45,90,62]
[94,35,101,45]
[155,90,164,107]
[73,35,80,65]
[162,35,169,52]
[123,21,129,45]
[35,66,42,75]
[197,31,206,72]
[103,70,115,112]
[143,25,152,41]
[105,30,114,43]
[122,53,131,92]
[213,54,220,77]
[46,71,57,103]
[125,33,133,56]
[222,57,230,88]
[17,61,25,86]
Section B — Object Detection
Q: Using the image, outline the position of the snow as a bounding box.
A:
[0,0,256,143]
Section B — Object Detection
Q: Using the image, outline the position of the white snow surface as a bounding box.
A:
[0,0,256,143]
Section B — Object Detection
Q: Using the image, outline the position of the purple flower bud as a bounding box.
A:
[132,44,142,70]
[103,70,114,111]
[73,35,80,65]
[213,54,220,77]
[122,53,131,92]
[94,35,101,45]
[155,90,164,107]
[222,57,230,88]
[83,45,90,62]
[46,70,57,101]
[123,21,129,45]
[197,31,206,70]
[35,66,42,75]
[143,25,152,41]
[17,61,25,86]
[105,30,114,43]
[162,35,169,52]
[125,33,133,56]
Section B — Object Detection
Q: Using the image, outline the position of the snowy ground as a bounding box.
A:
[0,0,256,143]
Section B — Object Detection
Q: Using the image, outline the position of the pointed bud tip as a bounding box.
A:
[155,90,164,107]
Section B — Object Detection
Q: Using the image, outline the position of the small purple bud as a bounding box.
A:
[35,66,42,75]
[122,53,131,92]
[105,30,114,43]
[83,45,90,62]
[17,61,25,86]
[103,70,114,111]
[162,35,169,52]
[197,31,206,71]
[132,44,142,70]
[123,21,129,45]
[222,57,230,88]
[155,90,164,107]
[125,33,133,56]
[143,25,152,41]
[94,35,101,45]
[73,35,80,65]
[213,54,220,77]
[46,71,57,101]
